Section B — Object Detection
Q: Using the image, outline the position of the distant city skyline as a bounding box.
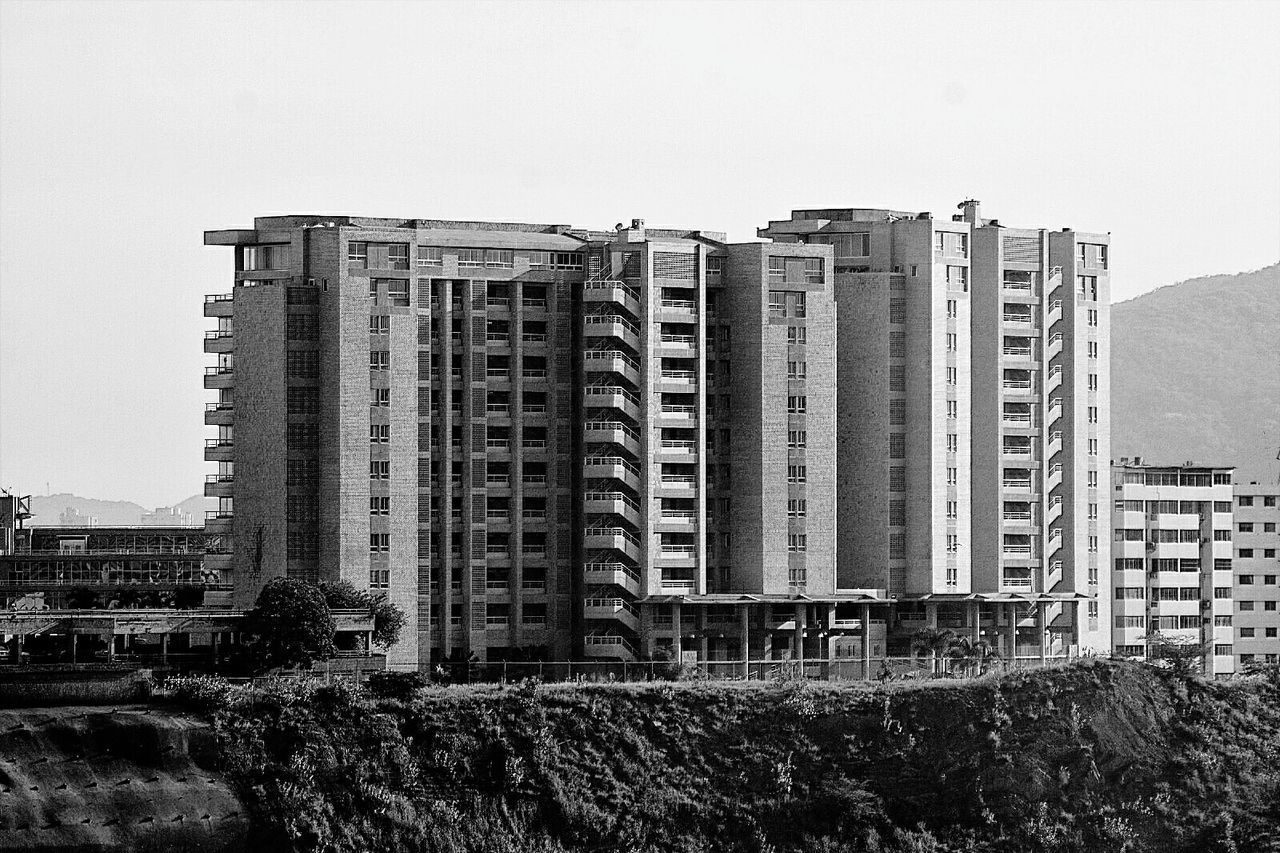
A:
[2,0,1278,505]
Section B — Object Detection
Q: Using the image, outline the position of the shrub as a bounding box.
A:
[368,670,428,702]
[166,673,237,711]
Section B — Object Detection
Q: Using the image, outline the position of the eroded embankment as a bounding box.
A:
[0,706,248,852]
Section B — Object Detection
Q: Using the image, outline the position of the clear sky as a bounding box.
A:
[1,0,1277,506]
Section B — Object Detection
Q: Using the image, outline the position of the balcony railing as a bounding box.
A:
[584,456,639,475]
[659,334,696,346]
[1003,479,1033,490]
[204,474,234,484]
[204,366,233,376]
[204,438,233,448]
[1002,545,1034,556]
[1002,412,1033,425]
[659,299,696,313]
[1002,313,1034,325]
[1002,380,1033,391]
[585,420,638,440]
[660,370,696,382]
[204,402,233,412]
[1002,279,1033,292]
[583,349,639,372]
[661,405,696,416]
[660,440,695,453]
[1002,346,1032,358]
[204,294,233,303]
[584,314,640,335]
[522,297,547,310]
[204,330,233,340]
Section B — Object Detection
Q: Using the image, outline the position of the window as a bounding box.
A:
[1239,601,1255,612]
[1088,309,1098,327]
[792,291,808,317]
[243,244,290,271]
[706,256,724,276]
[947,433,958,453]
[1088,438,1098,456]
[286,351,319,379]
[370,424,389,444]
[1088,341,1099,359]
[1240,548,1254,558]
[369,315,390,334]
[417,246,442,267]
[370,351,389,371]
[946,333,958,352]
[1239,522,1255,532]
[787,499,806,518]
[1088,373,1099,391]
[370,460,389,480]
[787,429,807,449]
[889,434,905,459]
[768,257,785,279]
[947,467,957,486]
[388,280,410,307]
[787,361,807,379]
[889,298,906,324]
[890,400,906,425]
[1088,406,1099,424]
[947,400,958,420]
[946,534,959,553]
[946,265,968,292]
[1264,496,1276,507]
[371,388,390,408]
[1115,587,1145,599]
[947,299,957,318]
[787,326,807,345]
[787,533,807,552]
[947,500,958,519]
[787,395,807,414]
[287,314,318,340]
[768,291,786,316]
[1215,645,1233,657]
[458,248,485,268]
[485,249,514,269]
[946,367,958,385]
[803,258,824,284]
[369,533,390,553]
[787,464,806,483]
[370,496,390,516]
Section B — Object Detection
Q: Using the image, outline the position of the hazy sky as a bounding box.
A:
[1,0,1277,506]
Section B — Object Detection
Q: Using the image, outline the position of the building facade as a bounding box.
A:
[1110,460,1236,676]
[758,202,1109,658]
[207,204,1110,671]
[1232,482,1280,668]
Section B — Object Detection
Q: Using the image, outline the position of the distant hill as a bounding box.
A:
[26,493,213,527]
[1112,262,1280,483]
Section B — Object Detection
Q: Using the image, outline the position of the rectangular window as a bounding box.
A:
[947,299,957,319]
[787,395,807,414]
[803,258,824,284]
[768,291,786,316]
[787,326,807,345]
[787,361,807,379]
[787,533,807,552]
[787,429,807,448]
[243,244,290,271]
[485,249,514,269]
[370,460,389,480]
[787,498,806,518]
[370,351,390,371]
[787,464,807,483]
[417,246,443,267]
[458,248,485,268]
[791,291,807,317]
[286,351,319,378]
[371,388,390,408]
[889,298,906,324]
[946,265,968,292]
[347,241,369,266]
[369,424,389,444]
[370,496,390,516]
[388,280,410,307]
[768,256,785,279]
[369,533,390,553]
[369,315,390,334]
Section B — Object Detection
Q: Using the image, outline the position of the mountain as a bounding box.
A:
[25,493,213,526]
[1111,262,1280,484]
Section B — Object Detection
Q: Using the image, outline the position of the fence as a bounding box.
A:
[419,655,1075,686]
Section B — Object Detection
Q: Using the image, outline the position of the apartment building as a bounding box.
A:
[758,202,1109,658]
[1232,482,1280,668]
[1110,460,1236,676]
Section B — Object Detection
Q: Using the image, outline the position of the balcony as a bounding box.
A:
[1002,544,1034,558]
[1000,575,1035,592]
[659,405,697,425]
[583,421,640,455]
[584,562,641,597]
[522,297,547,311]
[203,511,233,534]
[584,385,641,420]
[657,439,695,457]
[1002,345,1033,359]
[657,333,697,355]
[582,634,638,662]
[583,527,641,561]
[204,401,233,426]
[1046,364,1063,394]
[1001,411,1034,428]
[658,299,697,317]
[1002,478,1033,492]
[1003,509,1035,525]
[1001,312,1035,329]
[584,597,641,633]
[1002,279,1033,294]
[204,473,234,498]
[659,474,697,491]
[203,329,234,354]
[583,456,641,490]
[583,280,641,316]
[203,293,233,317]
[521,332,547,346]
[583,314,640,350]
[1002,379,1035,394]
[204,438,233,462]
[583,350,640,385]
[584,491,641,525]
[1046,332,1064,360]
[203,366,234,389]
[659,369,697,388]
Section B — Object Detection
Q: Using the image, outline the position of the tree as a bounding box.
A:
[1144,630,1209,676]
[911,627,956,676]
[944,636,999,677]
[319,580,407,651]
[242,578,336,672]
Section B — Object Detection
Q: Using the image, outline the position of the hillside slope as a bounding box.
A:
[1112,262,1280,482]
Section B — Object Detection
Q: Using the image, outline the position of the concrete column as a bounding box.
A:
[739,604,750,678]
[925,602,939,672]
[1037,601,1048,665]
[71,634,78,665]
[763,628,773,660]
[161,633,169,664]
[970,602,981,644]
[1004,604,1017,660]
[794,604,806,665]
[211,632,220,666]
[672,602,683,659]
[861,603,872,680]
[106,634,115,662]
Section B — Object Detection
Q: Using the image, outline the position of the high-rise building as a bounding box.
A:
[758,202,1110,657]
[1232,482,1280,668]
[207,204,1108,672]
[1110,459,1236,676]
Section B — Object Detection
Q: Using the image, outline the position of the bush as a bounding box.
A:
[166,673,237,711]
[368,670,428,702]
[321,579,408,651]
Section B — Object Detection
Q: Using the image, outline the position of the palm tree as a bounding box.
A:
[911,627,956,676]
[943,636,998,677]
